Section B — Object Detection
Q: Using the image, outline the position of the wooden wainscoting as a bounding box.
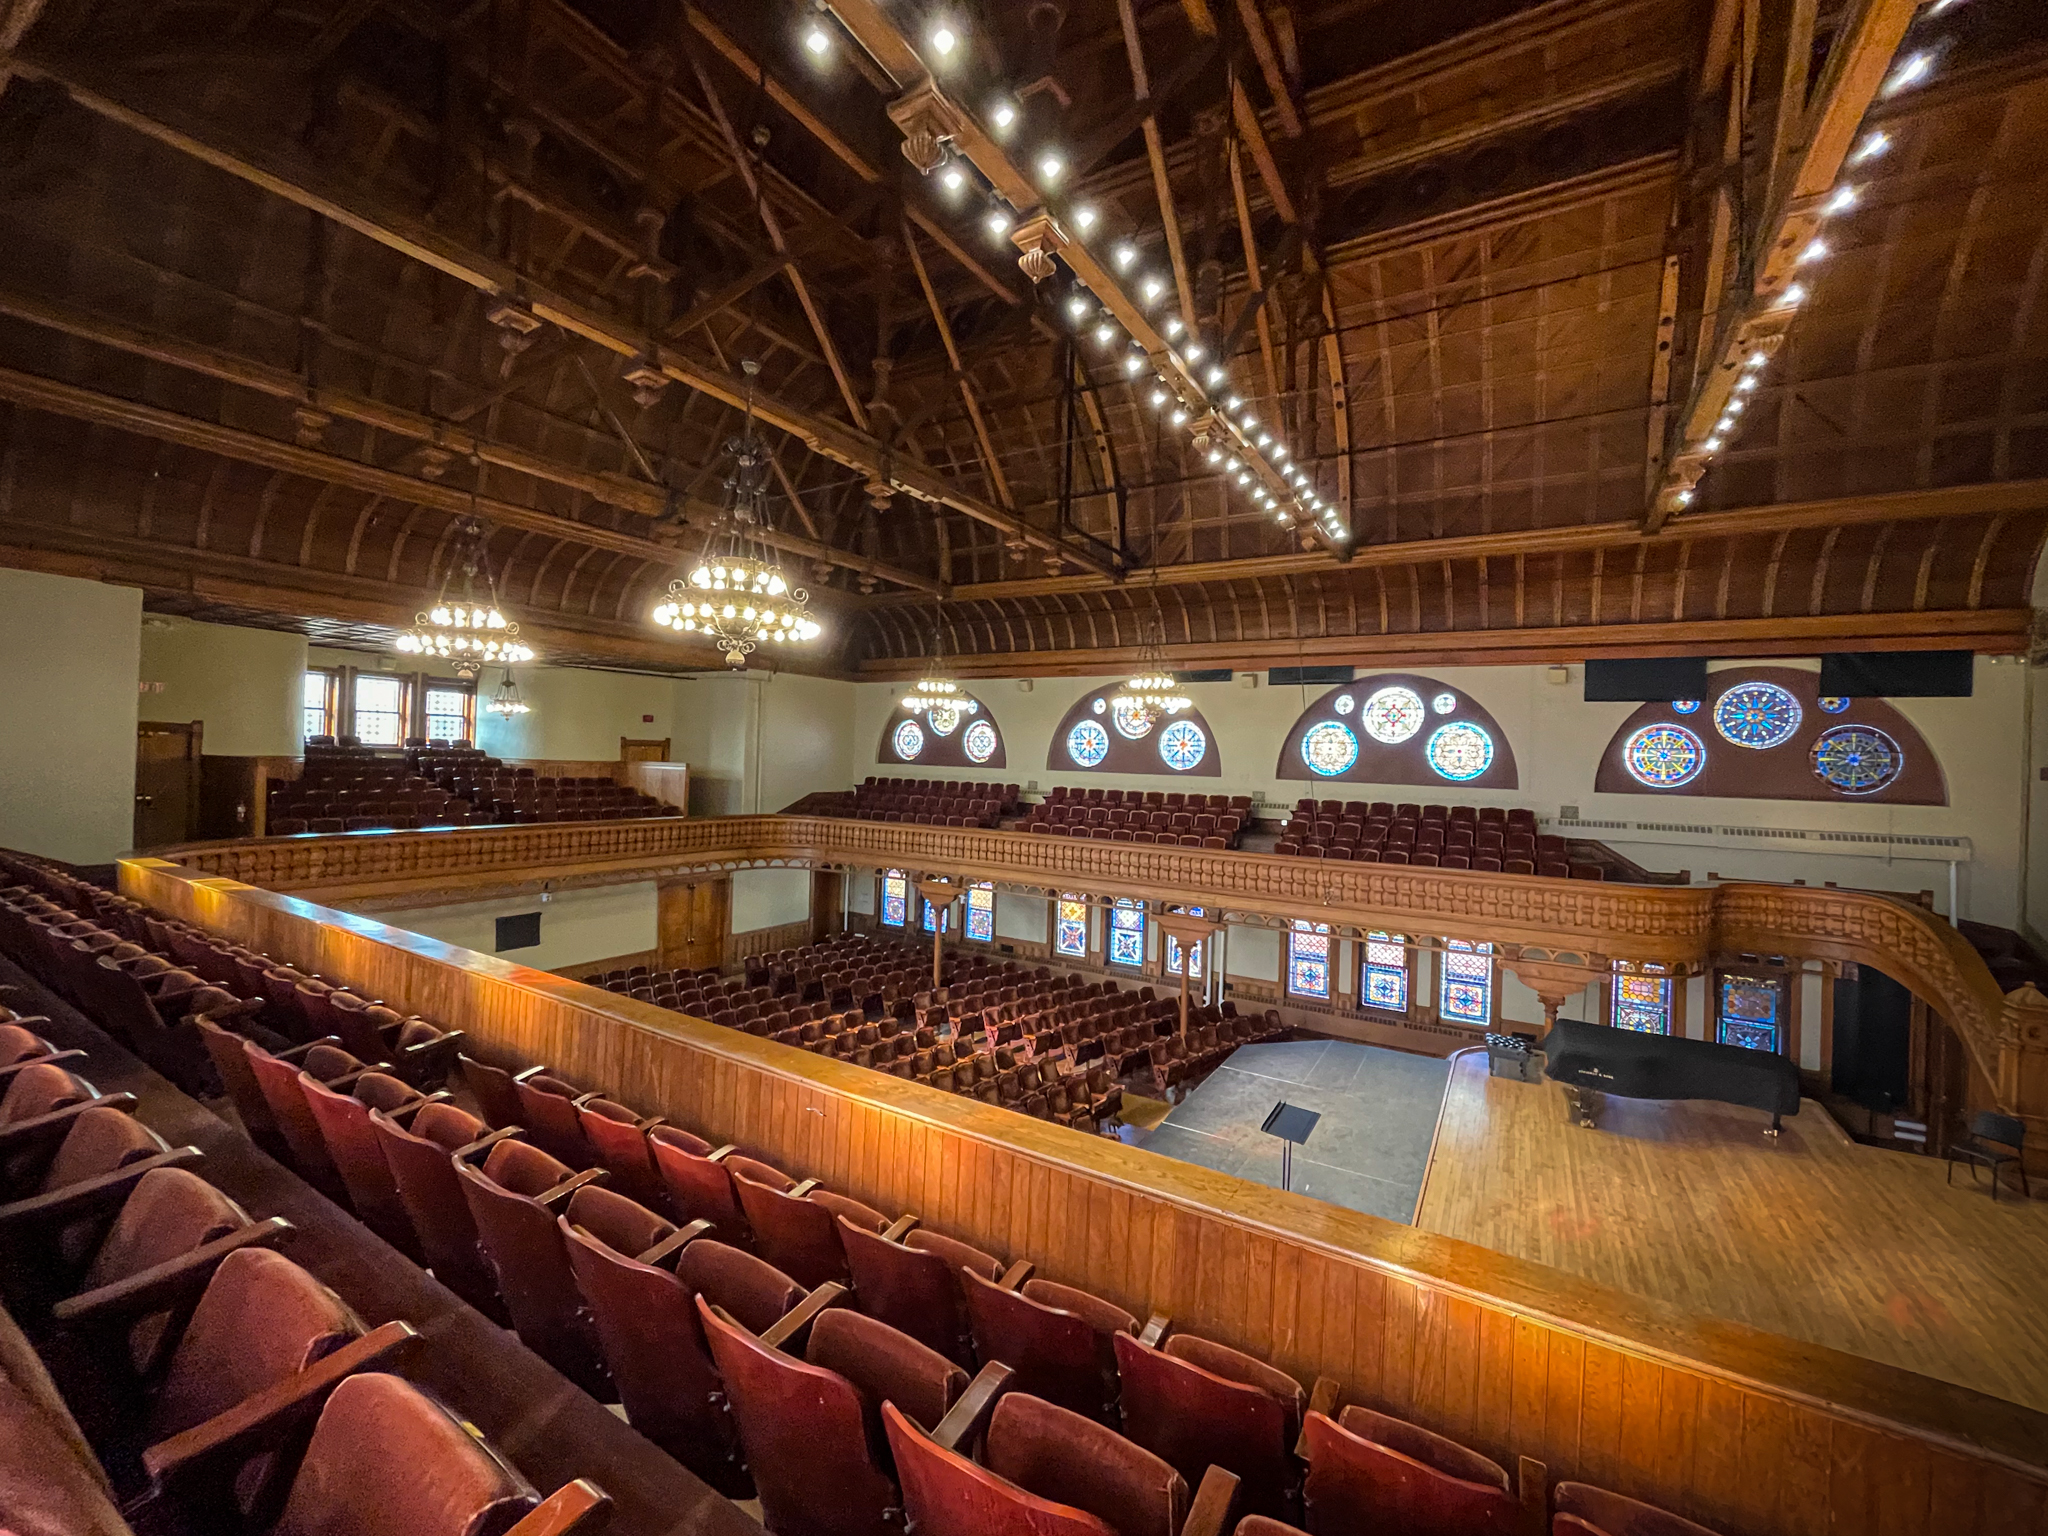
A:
[728,919,817,968]
[120,855,2048,1536]
[549,949,659,982]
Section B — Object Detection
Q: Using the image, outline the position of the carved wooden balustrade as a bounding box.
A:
[157,814,2016,1116]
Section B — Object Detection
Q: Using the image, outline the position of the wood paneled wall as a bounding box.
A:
[121,856,2047,1536]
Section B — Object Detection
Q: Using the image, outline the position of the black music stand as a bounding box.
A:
[1261,1102,1321,1193]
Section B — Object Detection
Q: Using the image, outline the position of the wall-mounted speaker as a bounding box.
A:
[1583,657,1710,701]
[1817,651,1973,698]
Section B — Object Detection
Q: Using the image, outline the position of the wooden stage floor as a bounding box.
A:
[1415,1052,2048,1415]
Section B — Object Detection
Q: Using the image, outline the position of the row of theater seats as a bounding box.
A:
[1273,800,1607,879]
[0,1001,607,1532]
[7,855,1723,1536]
[790,777,1024,828]
[272,743,676,834]
[1024,788,1254,849]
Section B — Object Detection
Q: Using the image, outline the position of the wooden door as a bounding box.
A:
[658,876,728,972]
[621,737,670,764]
[135,721,202,849]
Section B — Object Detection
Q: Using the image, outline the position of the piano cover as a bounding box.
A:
[1542,1018,1800,1118]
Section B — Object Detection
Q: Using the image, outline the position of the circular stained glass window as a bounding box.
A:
[893,720,925,760]
[1713,681,1802,749]
[1111,695,1155,740]
[1159,720,1207,772]
[1360,686,1426,745]
[963,720,998,763]
[1067,720,1109,767]
[1672,699,1700,714]
[1432,691,1457,715]
[1427,721,1493,781]
[1623,724,1704,788]
[1334,694,1355,715]
[927,702,960,736]
[1301,722,1359,778]
[1091,697,1107,714]
[1819,696,1849,714]
[1812,725,1902,795]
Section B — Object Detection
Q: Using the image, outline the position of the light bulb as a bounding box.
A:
[1799,238,1827,264]
[930,24,957,55]
[1095,323,1115,345]
[1674,489,1694,506]
[804,24,830,55]
[1824,185,1858,216]
[1702,437,1722,453]
[1038,153,1064,183]
[1165,317,1184,337]
[1780,283,1806,307]
[1170,408,1188,425]
[1150,389,1168,407]
[942,166,966,192]
[1114,243,1137,269]
[986,208,1012,237]
[1185,343,1205,362]
[992,101,1017,129]
[1206,367,1226,386]
[1884,51,1933,95]
[1142,277,1164,301]
[1067,295,1089,319]
[1125,354,1145,375]
[1851,131,1890,165]
[1225,394,1242,410]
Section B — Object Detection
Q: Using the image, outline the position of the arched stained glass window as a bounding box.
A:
[1165,907,1206,978]
[1439,939,1494,1026]
[1055,893,1089,958]
[1612,962,1672,1034]
[1362,932,1409,1014]
[1109,899,1147,969]
[965,882,995,943]
[880,869,907,928]
[1287,921,1332,999]
[1717,973,1782,1052]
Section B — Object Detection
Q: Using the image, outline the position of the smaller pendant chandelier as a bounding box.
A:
[653,360,822,667]
[1109,587,1190,731]
[486,670,530,717]
[900,599,973,720]
[396,516,534,679]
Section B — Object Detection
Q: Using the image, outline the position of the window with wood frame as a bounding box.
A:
[301,669,338,740]
[423,680,475,743]
[352,674,409,746]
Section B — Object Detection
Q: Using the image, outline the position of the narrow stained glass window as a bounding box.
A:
[966,882,994,943]
[922,896,950,934]
[1165,907,1205,978]
[1288,920,1331,999]
[1438,939,1494,1026]
[1718,973,1781,1052]
[1612,962,1672,1034]
[880,869,907,928]
[1109,899,1146,968]
[1055,894,1089,958]
[1363,931,1409,1013]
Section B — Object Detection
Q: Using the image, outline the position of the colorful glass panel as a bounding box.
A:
[966,883,994,942]
[1713,681,1802,749]
[1363,931,1408,1013]
[922,897,949,934]
[1439,939,1494,1026]
[1671,699,1700,714]
[1301,721,1359,777]
[1159,720,1207,771]
[893,719,926,760]
[1360,685,1425,744]
[1426,722,1493,781]
[1287,921,1331,999]
[963,720,999,763]
[1623,724,1705,788]
[880,870,907,928]
[1612,963,1671,1034]
[926,702,961,736]
[1811,725,1902,795]
[1718,974,1780,1052]
[1067,720,1110,767]
[1054,894,1089,958]
[1819,695,1850,714]
[1334,693,1355,715]
[1432,691,1457,714]
[1111,696,1155,740]
[1109,900,1146,968]
[1165,906,1205,978]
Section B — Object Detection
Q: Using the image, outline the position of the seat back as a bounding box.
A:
[241,1040,349,1185]
[1552,1483,1724,1536]
[838,1220,994,1368]
[576,1098,666,1210]
[730,1162,848,1288]
[457,1054,528,1130]
[83,1167,255,1371]
[1116,1333,1298,1518]
[806,1305,966,1442]
[963,1269,1126,1424]
[367,1104,498,1315]
[987,1391,1188,1536]
[883,1400,1118,1536]
[647,1126,747,1234]
[697,1297,900,1536]
[0,1062,96,1125]
[674,1238,805,1335]
[0,1022,56,1066]
[1303,1410,1519,1536]
[272,1373,538,1536]
[39,1106,171,1196]
[298,1071,418,1252]
[194,1012,278,1142]
[454,1140,604,1392]
[513,1074,590,1167]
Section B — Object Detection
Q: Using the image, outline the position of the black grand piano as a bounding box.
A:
[1541,1018,1801,1136]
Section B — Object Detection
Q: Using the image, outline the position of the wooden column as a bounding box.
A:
[657,874,729,973]
[1997,983,2048,1176]
[916,878,961,990]
[1159,912,1222,1042]
[1504,957,1603,1040]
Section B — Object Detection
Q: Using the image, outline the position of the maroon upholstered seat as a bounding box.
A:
[34,1106,171,1197]
[838,1218,998,1368]
[0,1021,58,1067]
[648,1126,747,1236]
[456,1053,533,1131]
[298,1070,425,1256]
[242,1039,363,1200]
[728,1155,884,1288]
[676,1238,806,1336]
[575,1097,667,1211]
[512,1074,592,1168]
[963,1269,1135,1424]
[0,1062,98,1125]
[1552,1483,1724,1536]
[1301,1408,1519,1536]
[1115,1331,1304,1519]
[367,1101,502,1317]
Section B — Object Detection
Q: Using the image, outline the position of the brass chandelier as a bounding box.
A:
[396,517,534,679]
[486,670,530,717]
[900,599,972,722]
[652,361,821,667]
[1109,588,1189,730]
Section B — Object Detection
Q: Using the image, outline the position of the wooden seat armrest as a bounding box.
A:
[760,1281,849,1352]
[705,1144,737,1162]
[503,1480,611,1536]
[513,1064,548,1084]
[996,1259,1034,1291]
[0,1094,138,1153]
[0,1049,88,1083]
[931,1362,1015,1454]
[0,1148,204,1230]
[569,1091,607,1111]
[1296,1377,1343,1458]
[53,1218,293,1326]
[1138,1314,1171,1348]
[140,1321,419,1492]
[453,1127,525,1164]
[788,1177,820,1198]
[386,1091,452,1127]
[881,1214,919,1243]
[1181,1466,1241,1536]
[322,1063,393,1091]
[273,1035,343,1063]
[535,1169,608,1210]
[635,1219,714,1270]
[1518,1456,1547,1536]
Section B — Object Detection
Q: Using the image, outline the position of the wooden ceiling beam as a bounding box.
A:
[13,54,1106,580]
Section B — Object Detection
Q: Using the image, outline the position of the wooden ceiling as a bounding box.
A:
[0,0,2040,678]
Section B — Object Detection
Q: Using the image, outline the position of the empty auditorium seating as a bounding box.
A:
[1023,786,1254,850]
[786,775,1019,827]
[1269,800,1606,880]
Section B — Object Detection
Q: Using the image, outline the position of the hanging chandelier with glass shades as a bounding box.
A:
[652,361,822,667]
[1109,590,1190,730]
[486,670,530,717]
[395,517,534,679]
[900,599,974,724]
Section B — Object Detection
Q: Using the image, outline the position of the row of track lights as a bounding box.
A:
[1669,0,1963,509]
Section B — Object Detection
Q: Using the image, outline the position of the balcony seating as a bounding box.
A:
[786,777,1020,828]
[1301,1404,1522,1536]
[1273,802,1606,881]
[838,1216,1000,1369]
[367,1100,506,1318]
[1115,1332,1307,1520]
[647,1125,750,1235]
[1022,788,1252,849]
[297,1069,437,1256]
[963,1269,1139,1424]
[266,744,677,834]
[726,1154,888,1289]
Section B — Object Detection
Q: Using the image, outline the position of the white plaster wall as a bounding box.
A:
[0,570,140,863]
[471,666,681,762]
[995,890,1048,945]
[732,867,812,933]
[350,882,657,971]
[139,618,306,757]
